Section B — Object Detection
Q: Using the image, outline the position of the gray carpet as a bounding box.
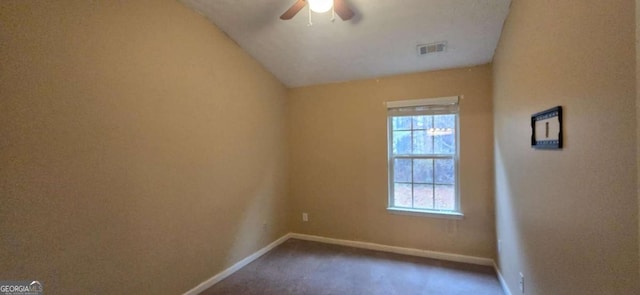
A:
[201,239,504,295]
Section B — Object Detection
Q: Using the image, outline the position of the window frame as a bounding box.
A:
[386,98,463,219]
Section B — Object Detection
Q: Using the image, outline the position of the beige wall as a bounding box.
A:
[493,0,639,294]
[287,65,496,259]
[637,0,640,278]
[0,1,288,294]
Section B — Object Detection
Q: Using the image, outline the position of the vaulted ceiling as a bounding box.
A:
[180,0,511,87]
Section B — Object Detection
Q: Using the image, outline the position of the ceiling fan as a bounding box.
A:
[280,0,355,21]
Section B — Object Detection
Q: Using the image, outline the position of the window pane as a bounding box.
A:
[434,133,456,154]
[434,114,455,129]
[435,185,455,210]
[433,115,456,154]
[414,184,434,210]
[392,131,411,155]
[434,158,455,184]
[412,115,432,130]
[393,183,412,207]
[413,159,433,183]
[392,117,412,130]
[394,159,412,183]
[412,130,433,154]
[389,112,458,213]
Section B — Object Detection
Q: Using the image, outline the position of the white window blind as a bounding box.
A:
[386,96,459,116]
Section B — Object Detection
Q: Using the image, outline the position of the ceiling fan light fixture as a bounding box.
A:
[308,0,333,13]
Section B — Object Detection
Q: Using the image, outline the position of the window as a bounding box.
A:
[386,97,461,217]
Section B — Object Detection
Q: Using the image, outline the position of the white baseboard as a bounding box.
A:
[185,232,507,295]
[183,233,292,295]
[493,261,512,295]
[289,233,494,266]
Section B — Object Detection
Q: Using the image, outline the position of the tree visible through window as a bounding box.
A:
[388,112,459,213]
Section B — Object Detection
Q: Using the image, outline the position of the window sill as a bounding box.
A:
[386,207,464,219]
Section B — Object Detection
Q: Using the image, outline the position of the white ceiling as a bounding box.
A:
[180,0,511,87]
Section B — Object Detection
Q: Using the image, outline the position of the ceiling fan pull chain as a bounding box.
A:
[331,5,336,22]
[308,5,313,26]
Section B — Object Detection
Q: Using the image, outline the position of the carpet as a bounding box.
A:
[201,239,503,295]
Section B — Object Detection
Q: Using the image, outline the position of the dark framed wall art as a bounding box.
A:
[531,106,562,149]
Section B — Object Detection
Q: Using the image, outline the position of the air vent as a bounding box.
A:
[417,41,447,56]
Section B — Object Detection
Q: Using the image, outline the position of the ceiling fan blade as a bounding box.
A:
[333,0,354,21]
[280,0,307,20]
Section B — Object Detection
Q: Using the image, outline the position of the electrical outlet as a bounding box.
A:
[519,272,525,294]
[302,212,309,222]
